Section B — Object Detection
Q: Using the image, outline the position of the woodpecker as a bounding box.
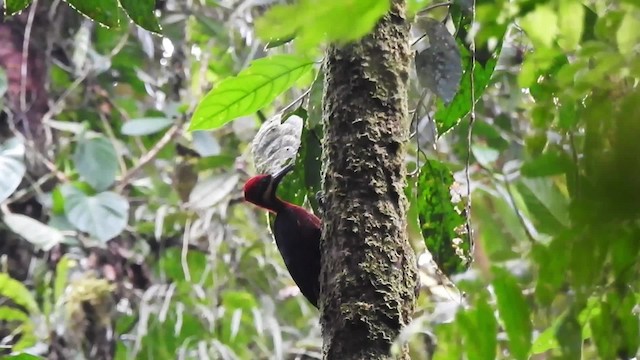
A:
[243,164,321,308]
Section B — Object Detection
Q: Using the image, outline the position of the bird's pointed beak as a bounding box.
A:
[272,163,295,186]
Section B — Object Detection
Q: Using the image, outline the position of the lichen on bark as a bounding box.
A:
[319,1,418,359]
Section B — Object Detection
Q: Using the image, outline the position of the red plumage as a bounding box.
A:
[243,164,321,307]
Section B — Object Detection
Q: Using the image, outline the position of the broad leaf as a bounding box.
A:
[4,0,32,16]
[256,0,389,50]
[73,134,119,191]
[62,185,129,242]
[414,17,462,104]
[416,160,471,276]
[189,55,314,131]
[64,0,123,28]
[119,0,162,33]
[0,273,39,314]
[121,117,173,136]
[251,113,303,175]
[0,137,26,202]
[492,267,532,360]
[457,294,498,360]
[3,213,64,251]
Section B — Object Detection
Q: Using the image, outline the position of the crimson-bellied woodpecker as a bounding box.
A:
[243,164,321,308]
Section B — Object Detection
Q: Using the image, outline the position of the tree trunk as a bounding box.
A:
[320,1,417,359]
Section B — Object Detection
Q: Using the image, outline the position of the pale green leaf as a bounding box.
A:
[256,0,389,51]
[0,273,39,314]
[520,5,559,48]
[617,10,640,56]
[189,55,314,131]
[121,117,174,136]
[62,185,129,242]
[558,0,584,51]
[3,213,64,251]
[0,137,26,202]
[492,267,532,360]
[73,135,119,191]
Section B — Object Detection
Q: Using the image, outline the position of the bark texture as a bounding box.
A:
[320,1,417,359]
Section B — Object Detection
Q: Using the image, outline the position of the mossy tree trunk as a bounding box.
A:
[320,1,418,358]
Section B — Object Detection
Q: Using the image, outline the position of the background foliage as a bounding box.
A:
[0,0,639,359]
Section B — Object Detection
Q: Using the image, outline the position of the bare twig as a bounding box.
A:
[417,2,452,16]
[115,122,184,192]
[20,0,38,113]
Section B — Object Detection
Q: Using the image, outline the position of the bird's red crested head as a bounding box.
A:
[243,164,294,211]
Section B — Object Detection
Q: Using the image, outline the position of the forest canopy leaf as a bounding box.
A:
[492,267,532,360]
[121,117,173,136]
[0,137,26,202]
[62,185,129,242]
[256,0,389,50]
[416,160,471,276]
[119,0,162,33]
[64,0,123,28]
[4,0,32,16]
[2,213,64,251]
[190,55,314,131]
[73,134,119,191]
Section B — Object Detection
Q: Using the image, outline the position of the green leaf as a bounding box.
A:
[517,178,569,234]
[119,0,162,33]
[416,160,471,276]
[73,135,119,191]
[0,137,26,202]
[121,117,174,136]
[54,255,73,302]
[256,0,389,51]
[62,185,129,242]
[557,312,582,359]
[4,0,32,16]
[434,40,501,135]
[2,213,64,251]
[64,0,123,28]
[457,293,497,360]
[0,273,39,314]
[521,151,573,177]
[492,267,532,360]
[520,5,559,48]
[557,0,584,51]
[617,10,640,56]
[189,55,314,131]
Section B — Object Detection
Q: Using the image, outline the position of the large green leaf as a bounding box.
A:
[189,55,314,131]
[4,0,32,16]
[492,267,532,360]
[2,213,64,251]
[416,159,471,276]
[119,0,162,33]
[62,185,129,242]
[0,273,39,314]
[64,0,124,28]
[0,137,26,202]
[73,134,119,191]
[256,0,389,50]
[457,293,497,360]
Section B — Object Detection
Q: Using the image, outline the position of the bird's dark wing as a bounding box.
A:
[273,206,321,308]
